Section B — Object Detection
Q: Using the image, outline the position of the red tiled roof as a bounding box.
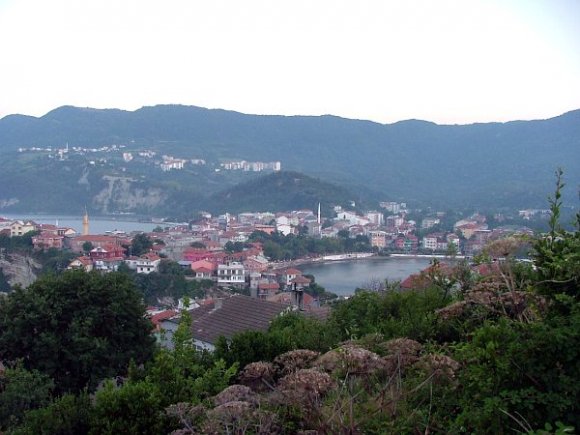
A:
[188,295,288,345]
[75,235,120,243]
[191,260,216,271]
[284,268,303,275]
[150,310,178,328]
[290,276,311,285]
[74,256,93,266]
[258,282,280,290]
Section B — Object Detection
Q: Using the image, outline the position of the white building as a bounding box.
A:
[217,262,245,286]
[422,234,439,251]
[336,210,360,225]
[10,220,37,237]
[136,254,161,274]
[160,156,186,171]
[421,217,440,229]
[365,211,384,227]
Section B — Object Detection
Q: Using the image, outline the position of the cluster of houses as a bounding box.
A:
[2,205,534,284]
[67,234,163,274]
[219,160,281,172]
[1,214,323,307]
[0,218,76,249]
[367,211,532,255]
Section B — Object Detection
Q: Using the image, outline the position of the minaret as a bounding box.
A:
[317,202,322,236]
[82,208,89,236]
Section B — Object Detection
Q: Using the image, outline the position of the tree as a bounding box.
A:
[0,270,155,393]
[13,393,91,435]
[224,241,246,253]
[446,241,458,257]
[0,365,54,431]
[90,380,165,435]
[533,169,580,299]
[130,233,153,257]
[81,241,94,254]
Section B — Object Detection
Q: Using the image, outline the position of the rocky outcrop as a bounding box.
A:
[92,175,168,214]
[0,253,41,288]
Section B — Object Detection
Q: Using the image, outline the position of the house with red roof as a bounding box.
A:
[136,253,161,274]
[243,255,269,273]
[89,244,126,260]
[290,275,312,289]
[257,282,280,299]
[182,249,213,263]
[68,256,94,272]
[191,259,216,280]
[148,309,178,333]
[32,233,64,250]
[159,294,328,351]
[279,268,303,287]
[266,291,317,309]
[68,235,125,253]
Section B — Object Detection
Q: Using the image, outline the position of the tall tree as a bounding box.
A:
[0,270,155,393]
[130,233,153,257]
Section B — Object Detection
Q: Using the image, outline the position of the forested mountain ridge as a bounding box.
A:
[1,105,579,211]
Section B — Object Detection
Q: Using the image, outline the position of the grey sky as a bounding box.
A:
[0,0,578,124]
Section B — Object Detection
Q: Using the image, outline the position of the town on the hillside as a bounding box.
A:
[1,201,536,283]
[0,204,532,351]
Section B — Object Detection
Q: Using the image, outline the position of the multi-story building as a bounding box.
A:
[421,217,440,229]
[365,211,384,226]
[386,215,404,230]
[217,262,245,286]
[369,230,388,249]
[10,220,37,237]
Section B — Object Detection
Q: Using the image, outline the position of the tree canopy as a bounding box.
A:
[0,270,155,393]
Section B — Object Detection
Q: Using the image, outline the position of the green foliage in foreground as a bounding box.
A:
[0,270,155,394]
[1,171,578,434]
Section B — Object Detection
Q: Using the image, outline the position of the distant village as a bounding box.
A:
[17,144,282,173]
[1,201,537,280]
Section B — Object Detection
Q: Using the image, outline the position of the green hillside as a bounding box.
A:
[206,171,362,215]
[1,104,579,211]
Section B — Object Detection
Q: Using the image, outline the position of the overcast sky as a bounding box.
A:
[0,0,578,124]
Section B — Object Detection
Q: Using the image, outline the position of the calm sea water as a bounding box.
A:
[0,214,160,235]
[298,257,434,296]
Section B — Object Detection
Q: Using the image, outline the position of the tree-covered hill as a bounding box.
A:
[1,105,579,209]
[206,171,363,215]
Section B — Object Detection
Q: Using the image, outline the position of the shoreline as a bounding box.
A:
[271,253,378,270]
[270,252,465,271]
[389,253,466,259]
